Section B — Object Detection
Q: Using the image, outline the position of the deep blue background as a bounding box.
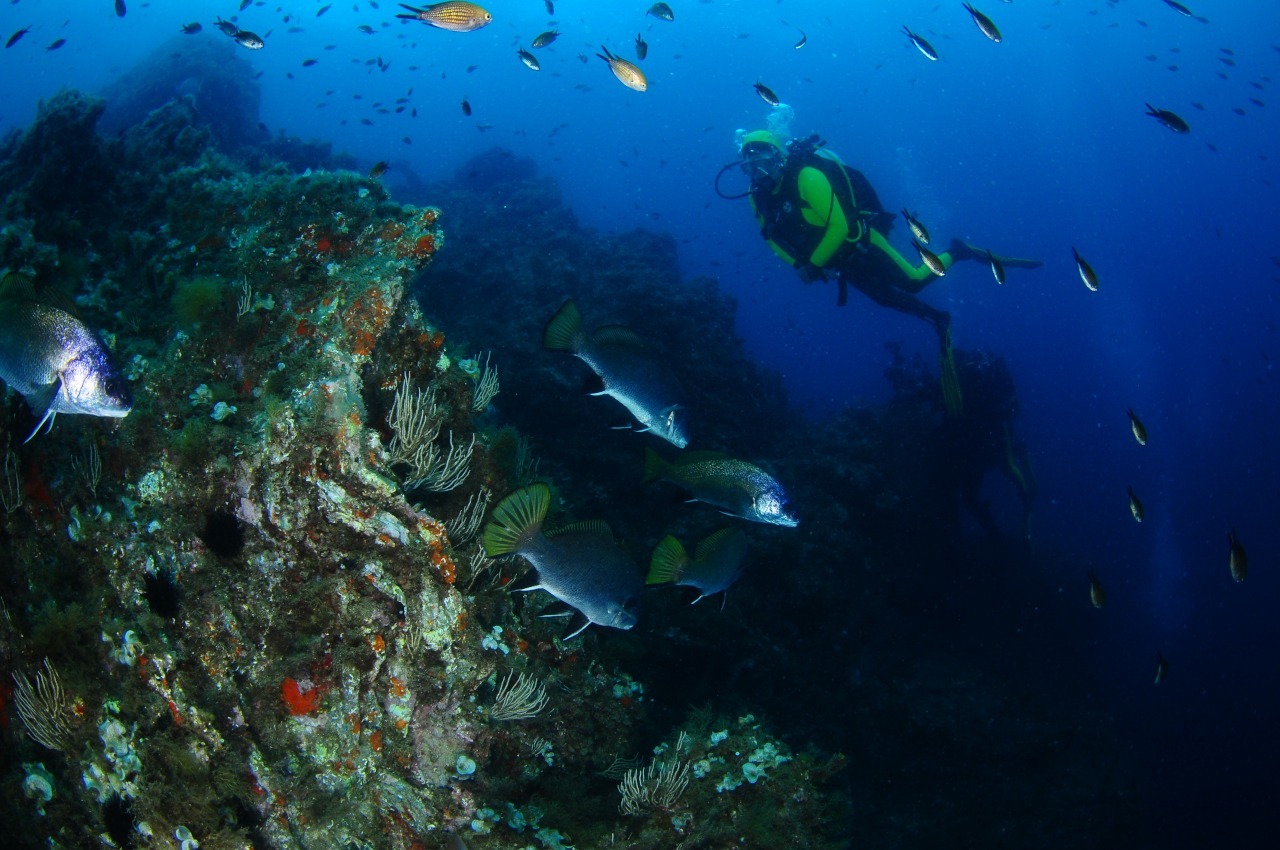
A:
[2,1,1277,846]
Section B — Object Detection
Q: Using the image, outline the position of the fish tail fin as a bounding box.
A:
[642,446,670,483]
[542,299,584,352]
[647,535,688,585]
[483,483,550,556]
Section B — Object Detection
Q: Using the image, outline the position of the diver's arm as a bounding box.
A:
[750,196,802,266]
[796,166,848,267]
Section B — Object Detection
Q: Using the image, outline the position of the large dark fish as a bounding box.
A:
[484,484,643,638]
[396,2,492,32]
[115,0,127,18]
[753,80,780,106]
[0,273,132,441]
[543,299,688,447]
[6,27,32,49]
[647,527,748,604]
[644,448,797,527]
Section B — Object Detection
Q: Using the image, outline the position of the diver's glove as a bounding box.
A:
[794,260,827,284]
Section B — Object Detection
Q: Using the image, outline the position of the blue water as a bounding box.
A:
[3,1,1277,846]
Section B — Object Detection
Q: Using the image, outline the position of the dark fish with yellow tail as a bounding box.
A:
[986,249,1006,284]
[635,33,648,60]
[396,2,492,32]
[1146,103,1190,133]
[914,238,946,276]
[1088,571,1106,608]
[1154,652,1169,686]
[644,448,798,527]
[517,47,540,71]
[901,208,930,243]
[531,29,559,48]
[903,25,939,61]
[1072,246,1098,291]
[1228,528,1247,582]
[484,484,642,638]
[0,272,132,441]
[647,528,748,605]
[543,299,688,447]
[1127,486,1145,522]
[753,80,780,106]
[1127,408,1147,445]
[963,4,1002,43]
[647,2,675,21]
[597,45,647,91]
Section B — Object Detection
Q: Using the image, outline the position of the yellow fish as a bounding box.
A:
[597,45,648,91]
[396,2,492,32]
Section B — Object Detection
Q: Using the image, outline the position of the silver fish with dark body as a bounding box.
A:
[644,448,797,527]
[543,299,688,447]
[647,527,748,604]
[484,484,643,638]
[235,30,265,49]
[0,274,131,440]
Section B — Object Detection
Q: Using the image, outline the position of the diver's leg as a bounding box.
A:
[866,229,953,294]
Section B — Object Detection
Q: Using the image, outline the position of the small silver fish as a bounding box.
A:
[647,2,674,22]
[1088,571,1105,608]
[1161,0,1194,17]
[914,239,946,276]
[516,47,540,70]
[234,30,265,49]
[1127,408,1147,445]
[1154,652,1169,685]
[1145,103,1190,133]
[1228,529,1247,582]
[901,208,930,244]
[484,484,642,638]
[753,80,780,106]
[903,25,939,61]
[963,4,1002,44]
[1127,486,1145,523]
[1072,246,1098,291]
[794,30,807,50]
[986,249,1006,284]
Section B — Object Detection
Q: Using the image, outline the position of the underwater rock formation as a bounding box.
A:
[100,37,264,154]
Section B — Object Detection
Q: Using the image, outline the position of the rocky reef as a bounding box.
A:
[0,88,1141,850]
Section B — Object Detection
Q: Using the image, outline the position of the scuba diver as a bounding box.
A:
[723,129,1042,415]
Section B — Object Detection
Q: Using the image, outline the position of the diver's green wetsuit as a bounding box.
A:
[746,140,958,327]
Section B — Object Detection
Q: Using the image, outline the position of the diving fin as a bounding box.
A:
[938,327,963,419]
[960,241,1043,270]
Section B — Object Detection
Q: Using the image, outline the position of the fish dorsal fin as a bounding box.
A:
[675,450,730,466]
[695,527,746,561]
[546,519,613,540]
[0,271,80,316]
[592,325,645,348]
